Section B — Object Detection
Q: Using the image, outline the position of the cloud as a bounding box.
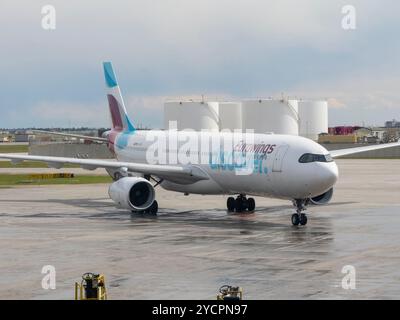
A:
[4,100,108,128]
[327,98,347,109]
[0,1,399,127]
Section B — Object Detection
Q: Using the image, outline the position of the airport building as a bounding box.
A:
[28,129,113,159]
[322,125,400,144]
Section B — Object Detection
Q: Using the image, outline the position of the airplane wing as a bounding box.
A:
[330,141,400,158]
[32,130,108,142]
[0,154,209,183]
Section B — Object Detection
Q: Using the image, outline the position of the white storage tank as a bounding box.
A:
[288,99,299,115]
[298,100,328,141]
[242,99,299,135]
[164,101,219,131]
[164,102,181,130]
[218,102,242,131]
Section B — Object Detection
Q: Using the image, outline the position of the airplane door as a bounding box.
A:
[272,145,289,173]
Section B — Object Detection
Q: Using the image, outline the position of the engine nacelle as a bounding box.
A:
[309,188,333,205]
[108,177,155,211]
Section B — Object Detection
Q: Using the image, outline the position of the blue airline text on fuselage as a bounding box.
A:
[209,151,268,175]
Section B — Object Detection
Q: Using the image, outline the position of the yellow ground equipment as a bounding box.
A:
[217,285,243,300]
[29,173,75,180]
[75,273,107,300]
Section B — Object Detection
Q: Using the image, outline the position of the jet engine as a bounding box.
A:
[309,188,333,205]
[108,177,155,211]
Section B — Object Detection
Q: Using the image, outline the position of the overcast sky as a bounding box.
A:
[0,0,399,128]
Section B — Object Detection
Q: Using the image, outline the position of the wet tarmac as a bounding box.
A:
[0,159,400,299]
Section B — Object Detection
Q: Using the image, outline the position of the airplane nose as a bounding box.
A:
[322,163,339,187]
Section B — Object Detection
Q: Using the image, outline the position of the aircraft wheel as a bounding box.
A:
[132,209,145,214]
[227,197,235,212]
[235,199,244,212]
[300,213,308,226]
[148,200,158,215]
[291,213,300,226]
[247,198,255,212]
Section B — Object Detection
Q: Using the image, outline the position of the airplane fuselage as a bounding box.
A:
[109,130,339,201]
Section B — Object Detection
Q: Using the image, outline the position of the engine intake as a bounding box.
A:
[309,188,333,205]
[108,177,155,211]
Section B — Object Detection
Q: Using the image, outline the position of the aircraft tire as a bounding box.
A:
[227,197,235,212]
[291,213,300,226]
[235,199,244,212]
[300,213,307,225]
[148,200,158,215]
[247,198,255,212]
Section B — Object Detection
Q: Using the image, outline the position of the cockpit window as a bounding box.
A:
[299,153,333,163]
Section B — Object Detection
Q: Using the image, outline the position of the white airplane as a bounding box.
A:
[1,62,399,226]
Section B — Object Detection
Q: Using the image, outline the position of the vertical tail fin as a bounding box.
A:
[103,62,135,132]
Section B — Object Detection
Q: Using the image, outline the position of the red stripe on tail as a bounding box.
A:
[107,94,123,131]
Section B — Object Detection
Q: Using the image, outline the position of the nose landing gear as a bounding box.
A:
[291,199,308,226]
[227,195,255,213]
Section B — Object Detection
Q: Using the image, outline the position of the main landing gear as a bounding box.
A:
[227,195,255,213]
[131,200,158,215]
[291,199,308,226]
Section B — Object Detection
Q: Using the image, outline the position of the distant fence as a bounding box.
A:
[29,143,114,159]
